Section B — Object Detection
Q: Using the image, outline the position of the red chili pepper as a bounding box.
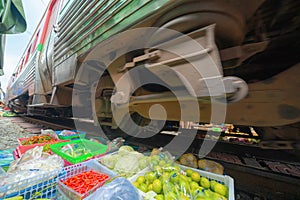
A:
[62,170,109,195]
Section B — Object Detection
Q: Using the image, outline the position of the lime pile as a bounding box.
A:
[132,154,229,200]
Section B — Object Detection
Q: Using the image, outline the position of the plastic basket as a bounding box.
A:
[57,159,116,200]
[55,130,86,140]
[0,149,15,169]
[0,170,60,199]
[17,136,68,156]
[50,139,108,164]
[128,165,235,200]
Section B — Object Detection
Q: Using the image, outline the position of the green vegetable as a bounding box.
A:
[99,146,149,177]
[118,146,134,155]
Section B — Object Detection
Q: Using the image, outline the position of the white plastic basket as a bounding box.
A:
[57,159,116,200]
[129,165,235,200]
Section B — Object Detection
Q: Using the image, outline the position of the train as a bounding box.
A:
[5,0,300,140]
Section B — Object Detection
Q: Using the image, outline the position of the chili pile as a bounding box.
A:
[21,135,57,145]
[62,170,109,194]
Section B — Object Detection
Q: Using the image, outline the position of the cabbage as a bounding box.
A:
[118,146,134,155]
[100,154,120,169]
[128,151,144,159]
[138,156,149,170]
[114,154,140,176]
[100,145,149,177]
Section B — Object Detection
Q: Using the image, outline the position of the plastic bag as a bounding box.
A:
[86,177,140,200]
[8,146,44,173]
[149,151,176,175]
[7,146,64,174]
[197,159,224,175]
[59,130,77,136]
[60,143,91,158]
[0,167,7,179]
[41,129,59,140]
[107,137,125,152]
[132,151,194,200]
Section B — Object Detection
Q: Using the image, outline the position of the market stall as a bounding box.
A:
[0,128,234,200]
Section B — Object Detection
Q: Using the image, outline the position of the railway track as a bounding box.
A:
[21,115,75,130]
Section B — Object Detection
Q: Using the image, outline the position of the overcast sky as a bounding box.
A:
[0,0,50,91]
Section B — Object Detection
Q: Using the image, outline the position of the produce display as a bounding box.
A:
[20,135,57,145]
[1,126,234,200]
[62,170,109,195]
[132,153,229,200]
[99,145,149,177]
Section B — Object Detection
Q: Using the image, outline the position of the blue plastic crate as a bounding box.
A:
[0,149,15,170]
[55,130,86,140]
[0,170,60,200]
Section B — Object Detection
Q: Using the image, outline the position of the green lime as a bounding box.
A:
[185,169,193,177]
[153,179,162,194]
[132,181,139,188]
[148,183,153,191]
[191,172,201,182]
[190,181,200,190]
[214,183,228,197]
[139,183,148,193]
[137,176,146,184]
[200,177,210,189]
[165,191,177,200]
[155,194,165,200]
[169,172,179,183]
[145,171,157,183]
